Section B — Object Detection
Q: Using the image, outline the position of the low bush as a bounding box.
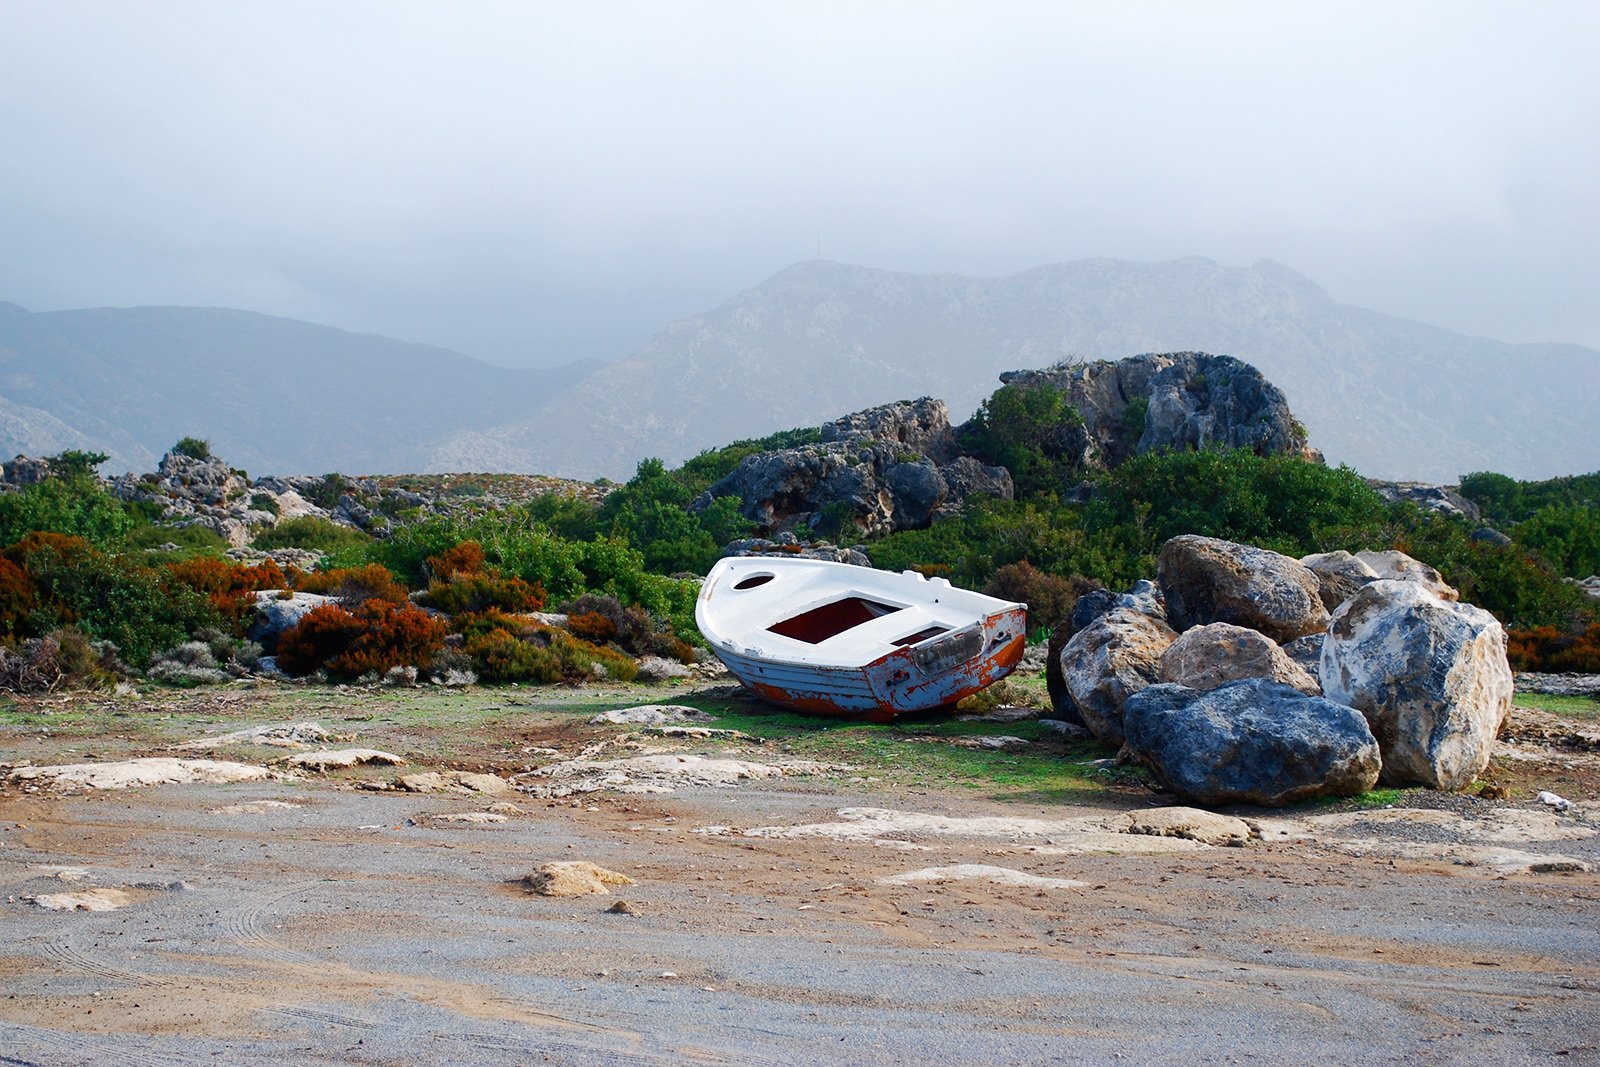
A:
[165,557,287,622]
[171,436,213,461]
[252,516,371,554]
[0,628,126,692]
[460,616,638,684]
[275,600,447,679]
[557,593,694,662]
[981,562,1101,632]
[1507,623,1600,673]
[291,563,408,605]
[418,573,544,615]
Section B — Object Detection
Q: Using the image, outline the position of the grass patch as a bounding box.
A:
[1514,691,1600,719]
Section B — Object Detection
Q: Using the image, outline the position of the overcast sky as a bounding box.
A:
[2,1,1596,368]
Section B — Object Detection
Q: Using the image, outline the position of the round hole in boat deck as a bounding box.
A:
[733,573,775,590]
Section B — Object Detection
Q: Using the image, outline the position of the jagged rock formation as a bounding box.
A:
[695,398,1012,537]
[994,352,1320,474]
[1367,481,1483,523]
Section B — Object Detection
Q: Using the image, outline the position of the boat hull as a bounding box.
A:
[711,605,1027,720]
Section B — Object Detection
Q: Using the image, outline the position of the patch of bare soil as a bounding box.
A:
[1,684,1597,1064]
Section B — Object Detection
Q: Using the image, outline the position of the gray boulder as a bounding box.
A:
[1367,481,1482,524]
[1160,622,1319,695]
[1059,607,1177,744]
[1320,580,1513,790]
[721,537,870,567]
[1157,535,1328,642]
[1299,550,1380,612]
[820,397,959,464]
[248,590,335,653]
[1123,679,1382,807]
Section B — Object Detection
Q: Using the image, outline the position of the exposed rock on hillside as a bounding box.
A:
[1368,481,1483,523]
[992,352,1320,473]
[696,398,1012,536]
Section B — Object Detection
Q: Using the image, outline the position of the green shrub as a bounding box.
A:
[0,475,136,548]
[126,522,230,558]
[252,516,371,554]
[171,437,212,461]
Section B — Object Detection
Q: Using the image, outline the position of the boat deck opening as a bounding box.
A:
[768,597,903,644]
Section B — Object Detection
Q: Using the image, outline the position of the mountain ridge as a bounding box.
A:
[450,257,1597,482]
[3,257,1595,482]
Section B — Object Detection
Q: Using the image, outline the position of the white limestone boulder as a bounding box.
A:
[1320,580,1511,790]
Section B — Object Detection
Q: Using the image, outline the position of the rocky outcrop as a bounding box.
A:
[1157,535,1328,642]
[1059,607,1177,744]
[992,352,1319,473]
[1160,622,1319,695]
[696,398,1012,536]
[1320,580,1513,790]
[1122,679,1382,807]
[1367,481,1482,524]
[721,536,870,567]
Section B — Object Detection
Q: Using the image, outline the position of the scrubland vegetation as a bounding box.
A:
[0,414,1596,692]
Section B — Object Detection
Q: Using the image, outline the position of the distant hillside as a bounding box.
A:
[437,258,1600,482]
[6,258,1596,482]
[0,302,597,474]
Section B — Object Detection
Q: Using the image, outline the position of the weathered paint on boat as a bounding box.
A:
[696,556,1026,718]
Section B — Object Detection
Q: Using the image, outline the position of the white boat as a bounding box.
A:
[696,555,1027,719]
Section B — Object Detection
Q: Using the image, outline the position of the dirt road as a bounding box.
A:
[1,683,1596,1065]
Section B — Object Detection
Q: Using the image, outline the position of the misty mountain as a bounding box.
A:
[438,258,1599,483]
[4,258,1595,483]
[0,302,596,474]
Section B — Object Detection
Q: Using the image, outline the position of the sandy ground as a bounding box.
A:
[1,683,1597,1065]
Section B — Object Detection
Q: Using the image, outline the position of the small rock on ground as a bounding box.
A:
[523,861,635,896]
[281,749,407,771]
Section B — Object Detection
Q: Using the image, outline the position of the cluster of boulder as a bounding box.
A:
[1050,535,1513,807]
[693,352,1321,539]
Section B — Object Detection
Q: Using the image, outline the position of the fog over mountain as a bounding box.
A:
[2,257,1594,483]
[431,257,1600,484]
[0,301,595,474]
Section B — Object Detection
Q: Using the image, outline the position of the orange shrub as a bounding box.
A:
[292,563,408,605]
[565,610,617,644]
[276,600,447,678]
[0,558,35,637]
[2,531,94,568]
[419,574,544,616]
[1508,624,1600,673]
[426,541,485,581]
[165,558,287,622]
